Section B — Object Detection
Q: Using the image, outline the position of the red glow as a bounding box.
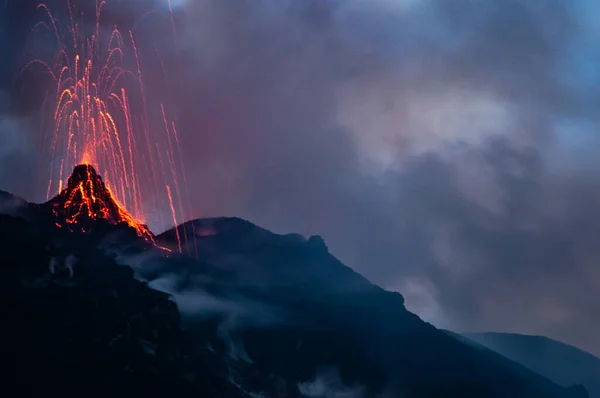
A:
[49,164,154,243]
[165,184,182,252]
[23,0,195,252]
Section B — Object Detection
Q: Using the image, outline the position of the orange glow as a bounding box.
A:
[81,152,91,165]
[50,164,155,243]
[165,184,182,253]
[24,0,196,253]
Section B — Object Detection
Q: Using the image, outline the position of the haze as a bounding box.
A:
[1,0,599,357]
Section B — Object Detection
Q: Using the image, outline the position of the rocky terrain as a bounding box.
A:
[0,166,591,397]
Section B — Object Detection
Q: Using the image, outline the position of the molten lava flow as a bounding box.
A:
[49,164,154,243]
[21,0,197,254]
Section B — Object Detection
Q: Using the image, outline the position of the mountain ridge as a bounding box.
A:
[0,175,590,397]
[462,332,600,398]
[155,215,587,397]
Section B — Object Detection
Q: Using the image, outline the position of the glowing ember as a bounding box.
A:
[48,164,154,242]
[21,0,196,254]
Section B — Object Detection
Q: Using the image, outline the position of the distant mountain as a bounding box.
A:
[463,332,600,398]
[0,190,28,215]
[0,166,591,397]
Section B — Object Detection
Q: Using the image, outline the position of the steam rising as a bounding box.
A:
[298,368,367,398]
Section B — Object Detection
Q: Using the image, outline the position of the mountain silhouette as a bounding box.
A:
[462,332,600,398]
[0,166,591,397]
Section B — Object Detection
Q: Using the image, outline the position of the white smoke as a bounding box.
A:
[64,254,78,278]
[48,257,58,274]
[298,367,366,398]
[48,254,78,278]
[113,248,285,331]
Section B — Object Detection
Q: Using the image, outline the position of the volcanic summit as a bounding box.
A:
[47,164,153,241]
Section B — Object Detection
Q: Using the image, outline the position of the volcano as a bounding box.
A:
[46,164,153,241]
[0,182,592,397]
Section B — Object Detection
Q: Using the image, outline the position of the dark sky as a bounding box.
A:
[2,0,600,356]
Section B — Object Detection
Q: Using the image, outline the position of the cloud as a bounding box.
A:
[5,0,600,357]
[0,92,37,198]
[164,0,600,356]
[298,367,367,398]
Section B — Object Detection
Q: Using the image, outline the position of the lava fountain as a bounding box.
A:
[48,163,154,242]
[22,0,193,252]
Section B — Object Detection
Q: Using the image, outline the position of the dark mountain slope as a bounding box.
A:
[154,217,588,398]
[0,190,29,215]
[464,332,600,398]
[0,214,249,397]
[0,174,590,397]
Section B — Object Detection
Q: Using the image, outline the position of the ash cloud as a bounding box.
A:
[166,0,600,356]
[4,0,600,357]
[0,0,43,198]
[0,101,36,197]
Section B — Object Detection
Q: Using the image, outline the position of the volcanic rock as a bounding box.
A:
[45,164,153,241]
[0,191,591,398]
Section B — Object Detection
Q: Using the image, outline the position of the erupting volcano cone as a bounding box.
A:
[48,164,154,242]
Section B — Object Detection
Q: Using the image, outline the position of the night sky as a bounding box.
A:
[2,0,600,356]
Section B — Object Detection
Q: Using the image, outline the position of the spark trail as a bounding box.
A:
[23,0,194,252]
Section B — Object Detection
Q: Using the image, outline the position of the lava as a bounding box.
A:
[48,164,154,243]
[21,0,196,254]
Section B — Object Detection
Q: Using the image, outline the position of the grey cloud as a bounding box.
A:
[0,91,37,198]
[4,0,600,357]
[167,0,600,356]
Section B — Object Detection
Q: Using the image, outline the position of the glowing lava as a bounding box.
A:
[21,0,195,253]
[48,164,154,243]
